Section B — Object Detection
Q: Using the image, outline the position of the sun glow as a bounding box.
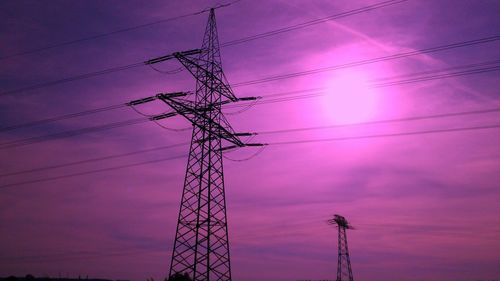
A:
[321,70,379,124]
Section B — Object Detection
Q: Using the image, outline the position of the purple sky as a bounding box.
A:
[1,1,500,281]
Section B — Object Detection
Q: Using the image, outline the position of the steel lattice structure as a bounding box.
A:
[166,9,237,281]
[329,214,354,281]
[128,8,261,281]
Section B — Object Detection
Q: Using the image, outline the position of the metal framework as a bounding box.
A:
[128,8,262,281]
[328,214,354,281]
[166,9,237,281]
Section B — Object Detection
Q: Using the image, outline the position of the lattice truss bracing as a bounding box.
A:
[128,8,262,281]
[329,214,354,281]
[167,9,236,281]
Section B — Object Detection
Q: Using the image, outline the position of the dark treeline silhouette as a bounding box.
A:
[0,275,121,281]
[165,273,191,281]
[2,274,195,281]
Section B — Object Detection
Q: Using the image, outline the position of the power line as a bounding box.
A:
[0,1,240,60]
[220,0,408,47]
[4,104,500,172]
[0,61,145,97]
[0,142,189,178]
[2,122,500,189]
[0,91,329,158]
[0,90,326,147]
[1,62,498,151]
[0,117,148,150]
[231,36,500,87]
[0,103,127,133]
[0,154,187,189]
[1,18,497,96]
[0,0,405,96]
[267,124,500,146]
[3,103,499,178]
[0,0,402,61]
[371,59,500,82]
[3,57,499,133]
[223,145,267,161]
[231,61,500,89]
[372,65,500,88]
[0,88,324,133]
[258,107,500,135]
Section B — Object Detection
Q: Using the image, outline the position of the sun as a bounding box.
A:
[320,70,379,124]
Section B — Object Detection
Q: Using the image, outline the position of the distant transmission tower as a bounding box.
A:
[328,214,355,281]
[128,8,262,281]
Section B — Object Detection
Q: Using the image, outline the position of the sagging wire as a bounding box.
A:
[129,104,191,132]
[222,136,257,154]
[127,92,196,132]
[223,145,266,162]
[223,98,259,115]
[244,134,257,144]
[220,134,257,156]
[148,64,184,74]
[129,104,159,118]
[151,119,192,132]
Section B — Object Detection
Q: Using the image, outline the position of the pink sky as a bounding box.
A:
[1,1,500,281]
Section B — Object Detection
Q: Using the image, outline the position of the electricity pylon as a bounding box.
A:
[328,214,354,281]
[128,8,262,281]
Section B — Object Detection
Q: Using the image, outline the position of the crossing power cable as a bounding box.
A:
[0,103,128,133]
[1,61,499,150]
[0,118,148,150]
[223,145,267,161]
[372,65,500,88]
[0,154,188,189]
[0,0,406,95]
[2,56,499,133]
[220,0,409,47]
[0,61,146,97]
[2,105,500,177]
[0,88,323,133]
[231,36,500,87]
[1,30,498,95]
[2,122,500,189]
[0,0,241,60]
[265,123,500,146]
[0,88,324,134]
[257,107,500,135]
[1,64,498,150]
[0,142,189,177]
[1,0,402,61]
[371,59,500,82]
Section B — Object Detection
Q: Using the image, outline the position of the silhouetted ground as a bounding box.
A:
[0,275,126,281]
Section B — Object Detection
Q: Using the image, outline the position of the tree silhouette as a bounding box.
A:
[166,273,192,281]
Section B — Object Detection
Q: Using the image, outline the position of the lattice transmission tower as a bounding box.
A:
[128,8,262,281]
[328,214,355,281]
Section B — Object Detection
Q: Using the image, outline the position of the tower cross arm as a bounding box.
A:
[144,49,203,65]
[157,94,245,147]
[126,91,189,106]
